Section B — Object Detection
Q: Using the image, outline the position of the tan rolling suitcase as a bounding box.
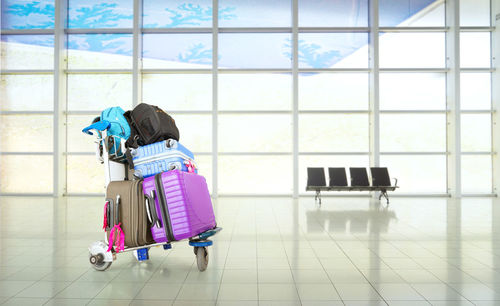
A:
[104,180,154,250]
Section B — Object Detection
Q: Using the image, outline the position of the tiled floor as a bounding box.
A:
[1,196,500,305]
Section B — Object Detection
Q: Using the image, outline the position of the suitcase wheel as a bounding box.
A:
[88,241,113,271]
[195,247,209,272]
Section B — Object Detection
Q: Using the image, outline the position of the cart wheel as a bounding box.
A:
[196,247,209,272]
[89,252,112,271]
[193,246,199,255]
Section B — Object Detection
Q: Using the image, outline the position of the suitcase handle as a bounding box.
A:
[165,139,177,149]
[115,195,120,225]
[104,199,113,230]
[145,191,161,228]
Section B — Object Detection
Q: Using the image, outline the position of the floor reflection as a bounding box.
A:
[306,199,397,234]
[1,196,500,304]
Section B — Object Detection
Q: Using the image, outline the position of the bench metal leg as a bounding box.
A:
[381,190,389,205]
[315,190,322,205]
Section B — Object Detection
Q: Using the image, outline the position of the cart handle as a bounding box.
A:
[82,120,111,135]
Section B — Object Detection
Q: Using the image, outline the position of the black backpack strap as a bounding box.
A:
[125,148,135,169]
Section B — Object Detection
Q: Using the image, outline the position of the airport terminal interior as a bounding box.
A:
[1,0,500,305]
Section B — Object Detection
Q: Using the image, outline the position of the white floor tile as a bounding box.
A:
[217,284,258,300]
[258,283,300,301]
[2,196,500,306]
[335,284,384,301]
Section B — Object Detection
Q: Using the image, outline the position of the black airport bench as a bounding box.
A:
[306,167,399,204]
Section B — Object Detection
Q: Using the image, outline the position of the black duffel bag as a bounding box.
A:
[125,103,180,148]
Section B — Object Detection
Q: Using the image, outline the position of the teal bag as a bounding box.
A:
[100,107,131,140]
[99,107,131,159]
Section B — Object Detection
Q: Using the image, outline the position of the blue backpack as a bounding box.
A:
[100,107,131,141]
[100,107,131,158]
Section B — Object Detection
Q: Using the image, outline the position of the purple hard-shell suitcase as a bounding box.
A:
[142,170,216,243]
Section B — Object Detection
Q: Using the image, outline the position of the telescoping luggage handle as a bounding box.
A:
[145,190,161,228]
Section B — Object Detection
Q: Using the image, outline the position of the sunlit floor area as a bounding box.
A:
[1,196,500,305]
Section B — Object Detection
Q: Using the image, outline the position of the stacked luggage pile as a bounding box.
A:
[83,103,220,272]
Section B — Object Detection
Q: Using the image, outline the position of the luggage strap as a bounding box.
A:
[107,223,125,253]
[125,149,135,169]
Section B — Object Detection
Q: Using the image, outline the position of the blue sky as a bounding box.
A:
[1,0,438,68]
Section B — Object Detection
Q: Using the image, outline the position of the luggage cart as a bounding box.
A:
[83,121,221,272]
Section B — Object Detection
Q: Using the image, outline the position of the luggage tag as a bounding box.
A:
[184,160,196,173]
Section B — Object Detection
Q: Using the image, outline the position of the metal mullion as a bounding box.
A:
[459,26,495,32]
[386,193,450,197]
[446,0,461,197]
[299,27,370,33]
[0,152,54,155]
[380,152,447,155]
[298,68,370,73]
[0,193,55,197]
[168,110,213,114]
[461,152,494,155]
[66,110,100,115]
[380,68,449,72]
[53,0,68,197]
[461,193,497,197]
[298,193,371,197]
[379,26,448,32]
[0,70,53,75]
[460,68,496,72]
[212,0,218,198]
[218,69,291,73]
[299,110,369,114]
[219,27,291,33]
[218,152,292,156]
[298,152,369,156]
[66,151,213,155]
[369,0,380,179]
[219,194,293,197]
[142,69,211,74]
[218,110,291,114]
[0,29,54,35]
[300,193,453,197]
[293,0,299,198]
[461,110,495,114]
[65,152,95,156]
[0,111,54,115]
[491,0,499,196]
[170,110,212,114]
[132,0,142,107]
[66,193,105,197]
[65,28,133,34]
[142,28,212,34]
[65,69,132,74]
[66,110,214,115]
[380,110,447,114]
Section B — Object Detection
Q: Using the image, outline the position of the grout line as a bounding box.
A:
[212,197,233,304]
[301,198,388,305]
[255,202,260,306]
[270,201,303,305]
[303,231,346,305]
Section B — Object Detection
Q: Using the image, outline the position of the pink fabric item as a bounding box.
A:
[107,223,125,253]
[103,201,109,231]
[184,160,196,173]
